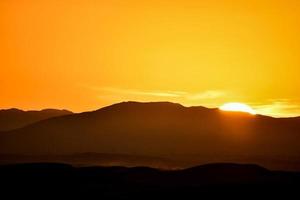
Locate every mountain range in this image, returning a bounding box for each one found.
[0,101,300,170]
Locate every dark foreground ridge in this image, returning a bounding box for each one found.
[1,162,299,199]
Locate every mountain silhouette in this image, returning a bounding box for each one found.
[1,162,300,199]
[0,153,178,169]
[0,108,72,131]
[0,102,300,170]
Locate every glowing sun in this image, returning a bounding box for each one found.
[220,102,256,115]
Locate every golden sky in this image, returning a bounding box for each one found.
[1,0,300,117]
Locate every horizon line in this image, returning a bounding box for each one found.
[1,101,300,119]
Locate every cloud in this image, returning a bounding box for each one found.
[187,90,225,100]
[98,87,186,98]
[253,100,300,117]
[85,85,225,101]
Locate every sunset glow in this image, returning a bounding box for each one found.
[1,1,300,194]
[1,0,300,117]
[220,103,256,115]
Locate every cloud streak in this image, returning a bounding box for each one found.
[253,100,300,117]
[187,90,225,100]
[98,87,186,97]
[87,86,225,101]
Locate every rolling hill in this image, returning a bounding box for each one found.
[0,102,300,170]
[1,162,300,198]
[0,108,73,131]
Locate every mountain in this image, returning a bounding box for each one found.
[1,162,300,198]
[0,102,300,170]
[0,153,179,169]
[0,108,73,131]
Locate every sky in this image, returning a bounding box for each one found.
[1,0,300,117]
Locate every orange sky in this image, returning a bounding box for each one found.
[1,0,300,117]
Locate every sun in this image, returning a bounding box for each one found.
[219,102,256,115]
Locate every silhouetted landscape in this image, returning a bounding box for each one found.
[1,102,300,198]
[3,0,300,198]
[1,102,300,170]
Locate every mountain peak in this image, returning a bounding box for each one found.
[111,101,184,108]
[96,101,185,113]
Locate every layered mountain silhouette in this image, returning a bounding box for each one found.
[0,108,72,131]
[0,102,300,170]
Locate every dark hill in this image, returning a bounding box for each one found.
[0,102,300,170]
[0,108,73,131]
[1,162,299,199]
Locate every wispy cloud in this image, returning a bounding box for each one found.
[85,85,225,101]
[253,99,300,117]
[187,90,225,100]
[98,87,187,98]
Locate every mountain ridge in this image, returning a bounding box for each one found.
[0,108,73,131]
[1,162,300,198]
[0,101,300,171]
